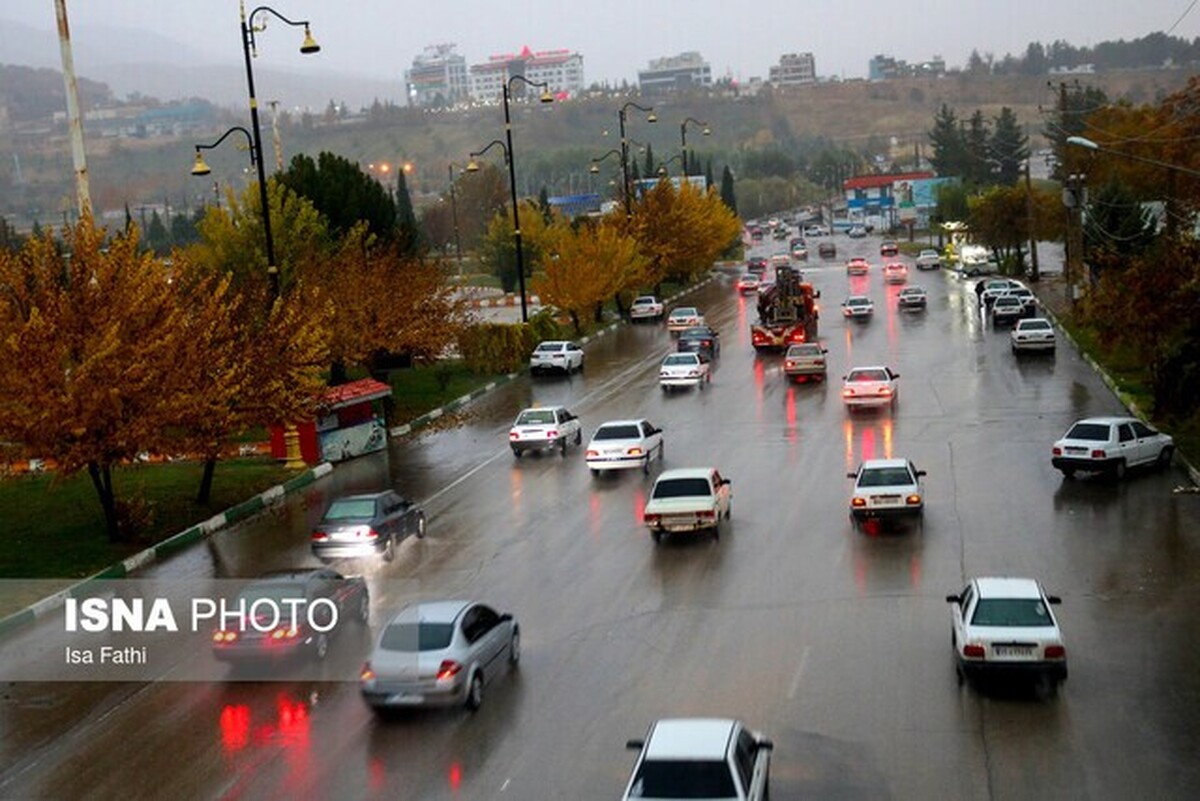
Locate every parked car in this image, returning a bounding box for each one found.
[1051,416,1174,479]
[530,340,584,374]
[659,352,711,391]
[946,577,1067,694]
[1002,286,1038,315]
[979,278,1024,308]
[841,365,899,409]
[883,262,908,284]
[586,419,665,476]
[677,325,720,359]
[212,569,369,664]
[621,718,772,800]
[360,600,519,713]
[989,294,1026,326]
[311,491,426,562]
[818,241,837,259]
[783,342,828,381]
[847,225,867,238]
[898,286,928,311]
[915,249,942,270]
[629,295,665,322]
[847,458,925,526]
[880,240,900,257]
[667,307,704,333]
[642,468,733,542]
[846,257,870,276]
[805,224,830,237]
[736,273,761,294]
[508,405,582,457]
[1010,318,1056,353]
[841,295,875,319]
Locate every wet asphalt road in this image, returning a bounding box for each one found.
[2,233,1199,800]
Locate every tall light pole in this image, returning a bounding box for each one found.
[490,75,554,322]
[679,117,710,177]
[618,101,657,218]
[239,1,319,298]
[447,162,463,272]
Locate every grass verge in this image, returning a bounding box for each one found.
[387,360,512,422]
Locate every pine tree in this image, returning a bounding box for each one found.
[538,186,553,223]
[393,168,420,257]
[720,165,738,215]
[704,159,715,190]
[964,110,991,187]
[928,105,967,179]
[147,210,170,255]
[990,107,1029,186]
[643,143,656,179]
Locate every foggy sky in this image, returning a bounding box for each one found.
[2,0,1194,92]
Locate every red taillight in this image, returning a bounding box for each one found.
[879,387,892,396]
[360,662,375,681]
[509,431,519,440]
[643,512,660,525]
[360,527,379,540]
[813,359,825,366]
[785,361,797,369]
[311,531,329,541]
[789,331,805,343]
[1052,447,1062,456]
[271,627,299,640]
[213,630,238,643]
[843,388,855,397]
[698,509,716,519]
[963,644,986,659]
[1044,645,1066,659]
[436,660,462,681]
[1091,449,1106,458]
[546,429,558,438]
[851,497,866,507]
[586,449,599,458]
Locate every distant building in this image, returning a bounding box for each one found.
[769,52,817,86]
[405,44,468,107]
[869,54,945,80]
[842,171,935,220]
[468,46,585,102]
[638,52,712,95]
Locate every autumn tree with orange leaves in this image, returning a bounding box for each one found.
[533,219,647,334]
[628,180,741,292]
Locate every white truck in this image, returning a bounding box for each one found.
[955,244,995,277]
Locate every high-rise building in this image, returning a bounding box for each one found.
[769,52,817,86]
[468,46,585,102]
[405,44,468,107]
[637,52,712,95]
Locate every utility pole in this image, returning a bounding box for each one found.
[1024,156,1039,282]
[1063,173,1086,307]
[55,0,91,218]
[269,100,284,172]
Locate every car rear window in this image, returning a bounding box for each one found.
[238,583,306,606]
[594,425,641,440]
[848,369,888,382]
[663,354,697,366]
[1065,422,1111,441]
[324,498,377,519]
[671,308,697,317]
[971,598,1051,627]
[628,760,736,798]
[516,410,556,425]
[1021,320,1051,330]
[535,343,563,352]
[858,467,914,487]
[652,478,712,499]
[380,622,454,652]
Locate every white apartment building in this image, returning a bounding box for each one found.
[468,46,585,102]
[405,44,469,107]
[637,52,712,95]
[769,52,816,86]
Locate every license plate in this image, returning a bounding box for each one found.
[994,645,1034,658]
[1065,447,1087,454]
[871,495,901,505]
[388,693,422,703]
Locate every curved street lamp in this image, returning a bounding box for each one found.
[680,117,710,175]
[618,101,657,217]
[655,154,685,178]
[467,139,537,323]
[239,1,319,298]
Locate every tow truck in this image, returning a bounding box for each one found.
[750,265,819,351]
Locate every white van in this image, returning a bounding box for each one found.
[955,244,995,277]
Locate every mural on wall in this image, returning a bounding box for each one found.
[319,418,386,463]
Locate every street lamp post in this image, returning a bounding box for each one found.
[589,149,623,201]
[618,101,657,218]
[679,117,710,177]
[468,140,534,323]
[447,162,463,274]
[655,154,685,179]
[239,1,319,298]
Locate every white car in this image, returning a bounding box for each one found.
[529,340,584,375]
[622,718,772,800]
[1051,416,1174,479]
[1010,318,1056,353]
[508,405,582,457]
[842,295,874,319]
[847,458,925,526]
[946,577,1067,694]
[769,252,791,268]
[666,307,704,333]
[659,352,711,391]
[586,419,665,476]
[915,249,942,270]
[841,365,899,409]
[642,467,732,542]
[783,342,828,381]
[630,295,664,322]
[898,286,928,311]
[883,262,908,284]
[980,278,1024,307]
[805,224,830,237]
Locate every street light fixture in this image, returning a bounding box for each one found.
[1066,136,1200,179]
[447,162,463,272]
[656,154,685,179]
[237,1,320,298]
[618,101,657,218]
[680,117,710,176]
[467,139,537,324]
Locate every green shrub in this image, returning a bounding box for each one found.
[458,312,567,374]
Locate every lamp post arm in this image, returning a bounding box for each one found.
[245,5,313,52]
[196,126,256,162]
[470,139,510,164]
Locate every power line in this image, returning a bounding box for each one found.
[1166,0,1199,35]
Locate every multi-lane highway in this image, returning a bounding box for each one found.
[3,232,1198,800]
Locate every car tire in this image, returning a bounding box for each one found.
[509,628,521,666]
[651,529,662,544]
[642,455,651,475]
[575,430,582,446]
[416,515,426,539]
[465,672,484,711]
[1060,468,1075,479]
[560,437,568,457]
[590,468,599,477]
[661,385,670,394]
[314,633,329,661]
[1158,446,1174,469]
[725,503,732,520]
[578,356,585,373]
[382,535,395,563]
[1112,459,1127,481]
[711,525,720,542]
[955,662,965,687]
[512,447,522,459]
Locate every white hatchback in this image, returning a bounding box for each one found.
[1051,416,1174,479]
[659,352,711,391]
[586,419,665,476]
[841,365,898,408]
[1010,318,1056,353]
[666,307,704,333]
[847,458,925,526]
[622,718,772,801]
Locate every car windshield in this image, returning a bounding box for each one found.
[848,369,888,382]
[628,760,737,798]
[379,622,454,652]
[634,297,655,305]
[1066,422,1112,441]
[858,467,914,487]
[663,354,697,366]
[652,478,712,499]
[594,424,642,440]
[516,410,556,425]
[971,598,1052,627]
[847,298,870,307]
[324,498,377,520]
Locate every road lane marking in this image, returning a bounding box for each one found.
[500,778,511,793]
[787,645,811,700]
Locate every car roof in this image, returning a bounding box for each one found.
[388,600,472,625]
[900,286,925,292]
[655,467,717,482]
[596,418,649,428]
[973,577,1043,599]
[335,492,388,501]
[861,458,910,470]
[846,295,871,302]
[664,351,701,360]
[645,718,737,760]
[1070,416,1135,425]
[519,404,567,413]
[1017,317,1050,325]
[847,365,890,372]
[633,295,658,302]
[536,340,570,346]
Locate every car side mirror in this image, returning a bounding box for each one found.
[821,349,828,354]
[722,478,732,486]
[626,739,645,751]
[499,612,513,622]
[891,373,900,379]
[945,594,960,604]
[916,470,927,477]
[846,472,857,479]
[757,738,774,751]
[814,290,821,298]
[1047,596,1062,605]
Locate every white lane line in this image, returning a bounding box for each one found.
[786,645,811,700]
[500,778,511,793]
[423,447,511,505]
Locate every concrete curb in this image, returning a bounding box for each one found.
[0,461,335,640]
[1037,298,1200,488]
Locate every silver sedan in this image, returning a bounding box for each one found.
[360,600,519,713]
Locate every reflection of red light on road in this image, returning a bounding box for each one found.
[910,556,922,588]
[861,426,876,461]
[369,757,386,791]
[589,492,602,538]
[220,704,250,752]
[754,358,765,408]
[843,418,854,473]
[633,487,646,525]
[785,387,797,442]
[882,418,893,459]
[277,695,309,743]
[449,762,463,790]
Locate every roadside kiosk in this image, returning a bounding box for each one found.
[270,378,392,465]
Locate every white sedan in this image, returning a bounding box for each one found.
[630,295,664,322]
[508,405,582,457]
[1010,318,1056,353]
[1051,416,1174,479]
[842,295,874,319]
[659,352,711,391]
[622,718,772,800]
[847,458,925,527]
[529,340,584,375]
[946,577,1067,694]
[666,307,704,333]
[642,467,732,542]
[841,366,898,409]
[586,419,665,476]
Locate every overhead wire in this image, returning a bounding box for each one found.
[1166,0,1199,35]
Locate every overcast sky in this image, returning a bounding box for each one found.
[3,0,1195,85]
